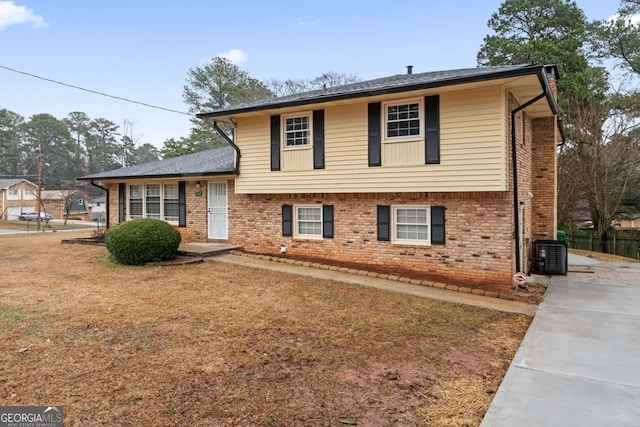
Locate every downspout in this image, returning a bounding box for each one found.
[90,180,109,229]
[213,121,240,174]
[511,88,547,274]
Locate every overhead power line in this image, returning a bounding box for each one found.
[0,64,192,116]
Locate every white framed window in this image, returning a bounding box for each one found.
[282,113,312,149]
[129,184,143,219]
[295,205,322,238]
[128,183,179,223]
[7,188,19,200]
[146,184,161,219]
[163,183,179,222]
[24,189,36,199]
[383,99,423,142]
[393,206,430,245]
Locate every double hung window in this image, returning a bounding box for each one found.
[383,100,423,141]
[283,114,312,148]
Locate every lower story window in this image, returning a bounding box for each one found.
[128,183,179,223]
[393,206,430,244]
[295,205,322,238]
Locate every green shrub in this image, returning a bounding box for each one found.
[105,218,181,265]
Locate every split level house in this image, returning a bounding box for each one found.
[0,179,38,220]
[79,63,562,290]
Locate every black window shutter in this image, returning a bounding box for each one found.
[313,110,325,169]
[431,206,445,244]
[282,204,292,237]
[178,181,186,227]
[368,102,382,167]
[425,95,440,164]
[377,205,390,241]
[322,205,334,238]
[118,183,125,222]
[270,115,281,171]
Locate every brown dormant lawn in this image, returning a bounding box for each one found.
[0,232,530,426]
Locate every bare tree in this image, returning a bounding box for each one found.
[268,71,360,96]
[561,91,640,250]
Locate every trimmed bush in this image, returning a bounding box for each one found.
[105,218,181,265]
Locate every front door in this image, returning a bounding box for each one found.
[208,181,228,239]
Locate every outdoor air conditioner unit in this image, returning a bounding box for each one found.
[531,240,568,275]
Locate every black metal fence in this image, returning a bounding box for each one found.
[563,229,640,260]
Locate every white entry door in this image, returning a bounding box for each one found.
[208,181,228,239]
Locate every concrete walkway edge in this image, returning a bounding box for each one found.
[209,254,537,316]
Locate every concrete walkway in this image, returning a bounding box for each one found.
[209,254,537,316]
[481,254,640,426]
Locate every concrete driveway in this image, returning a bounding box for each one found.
[481,254,640,426]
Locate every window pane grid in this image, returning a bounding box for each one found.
[145,184,161,219]
[395,207,429,242]
[386,102,421,138]
[285,116,310,147]
[129,185,143,219]
[296,206,322,237]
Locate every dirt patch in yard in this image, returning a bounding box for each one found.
[259,252,545,304]
[0,232,530,426]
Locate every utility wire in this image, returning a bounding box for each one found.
[0,64,192,116]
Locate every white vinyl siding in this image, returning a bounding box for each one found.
[295,205,322,238]
[235,85,507,194]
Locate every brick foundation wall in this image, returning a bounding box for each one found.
[229,190,514,289]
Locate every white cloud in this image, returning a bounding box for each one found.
[608,13,640,26]
[218,48,248,64]
[0,1,47,30]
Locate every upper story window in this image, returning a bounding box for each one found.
[383,99,423,142]
[8,188,19,199]
[283,113,312,149]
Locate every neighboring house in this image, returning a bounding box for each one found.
[87,196,107,222]
[79,63,562,290]
[616,214,640,230]
[0,179,38,220]
[40,190,89,221]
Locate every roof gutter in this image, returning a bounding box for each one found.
[89,180,110,229]
[213,121,240,173]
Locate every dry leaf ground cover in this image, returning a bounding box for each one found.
[0,232,530,426]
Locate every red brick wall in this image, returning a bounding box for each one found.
[531,116,558,240]
[228,190,514,289]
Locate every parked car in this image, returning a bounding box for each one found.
[18,212,54,223]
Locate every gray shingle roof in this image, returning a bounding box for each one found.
[198,63,555,119]
[0,178,36,189]
[78,145,235,181]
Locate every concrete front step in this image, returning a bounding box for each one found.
[178,243,240,258]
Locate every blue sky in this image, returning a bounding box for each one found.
[0,0,622,149]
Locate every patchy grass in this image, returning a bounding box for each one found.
[0,220,96,232]
[0,232,530,426]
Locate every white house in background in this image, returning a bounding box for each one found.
[0,179,38,220]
